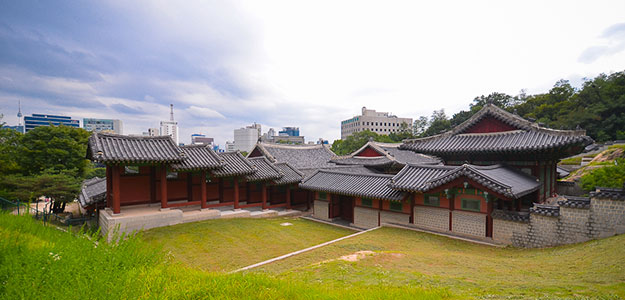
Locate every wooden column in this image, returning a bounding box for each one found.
[200,171,207,209]
[261,183,267,210]
[328,194,332,219]
[111,165,121,214]
[449,193,454,231]
[246,182,251,204]
[160,165,168,209]
[306,191,311,211]
[378,199,383,226]
[187,172,193,201]
[106,166,112,208]
[233,178,240,209]
[486,199,494,238]
[409,194,415,224]
[149,166,156,203]
[286,185,291,209]
[218,178,224,203]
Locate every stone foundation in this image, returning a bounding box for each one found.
[414,206,449,232]
[452,210,486,237]
[380,210,410,226]
[313,200,329,221]
[353,206,378,228]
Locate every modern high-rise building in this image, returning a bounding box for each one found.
[225,141,236,152]
[83,118,123,134]
[160,104,179,145]
[278,127,299,137]
[24,114,80,132]
[233,123,261,152]
[340,107,413,139]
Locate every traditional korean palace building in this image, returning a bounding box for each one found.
[85,133,304,235]
[299,104,595,240]
[81,104,625,247]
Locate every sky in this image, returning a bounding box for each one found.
[0,0,624,146]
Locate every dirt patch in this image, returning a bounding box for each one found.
[591,148,624,163]
[339,250,377,262]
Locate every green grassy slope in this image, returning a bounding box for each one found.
[0,214,446,299]
[258,227,625,299]
[141,217,353,272]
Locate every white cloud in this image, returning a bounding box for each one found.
[186,106,226,119]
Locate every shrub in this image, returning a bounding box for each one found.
[580,158,625,191]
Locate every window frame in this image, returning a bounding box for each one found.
[389,201,403,212]
[461,198,481,212]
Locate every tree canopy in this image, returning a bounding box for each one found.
[413,71,625,141]
[0,125,91,211]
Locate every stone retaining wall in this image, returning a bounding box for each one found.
[492,191,625,248]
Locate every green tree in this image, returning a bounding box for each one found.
[17,125,91,177]
[580,159,625,191]
[0,128,22,174]
[1,169,82,213]
[412,116,428,136]
[422,109,451,137]
[331,130,394,155]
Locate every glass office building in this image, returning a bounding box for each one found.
[24,114,80,132]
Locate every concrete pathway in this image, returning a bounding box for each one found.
[232,226,380,273]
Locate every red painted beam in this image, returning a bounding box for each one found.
[112,165,121,214]
[201,171,207,209]
[167,201,201,208]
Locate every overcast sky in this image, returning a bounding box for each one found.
[1,0,624,146]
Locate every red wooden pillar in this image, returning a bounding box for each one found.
[306,191,311,211]
[200,171,207,209]
[449,193,455,231]
[261,183,267,210]
[378,199,383,226]
[218,178,224,203]
[286,185,291,209]
[149,166,156,203]
[328,194,332,219]
[187,172,193,201]
[486,199,493,238]
[246,182,251,203]
[106,166,112,208]
[160,165,168,209]
[111,165,121,214]
[233,177,240,209]
[409,194,415,224]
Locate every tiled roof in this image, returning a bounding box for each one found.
[299,170,405,201]
[245,157,283,182]
[273,162,304,185]
[330,141,440,167]
[210,151,256,177]
[491,209,530,223]
[87,132,183,164]
[530,204,560,217]
[299,165,381,179]
[391,164,540,199]
[78,177,106,207]
[557,195,590,209]
[250,142,336,170]
[590,186,625,201]
[171,145,223,171]
[400,104,593,157]
[556,166,570,179]
[390,165,456,191]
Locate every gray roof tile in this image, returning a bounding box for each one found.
[400,104,593,157]
[172,145,223,171]
[491,209,530,223]
[590,186,625,201]
[87,132,183,164]
[530,204,560,217]
[273,162,304,185]
[300,170,405,201]
[210,151,256,177]
[78,177,106,207]
[391,164,540,199]
[250,143,336,170]
[245,157,283,182]
[331,142,440,166]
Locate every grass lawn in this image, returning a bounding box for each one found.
[254,227,625,299]
[141,217,354,272]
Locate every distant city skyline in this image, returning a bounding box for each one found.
[1,1,624,146]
